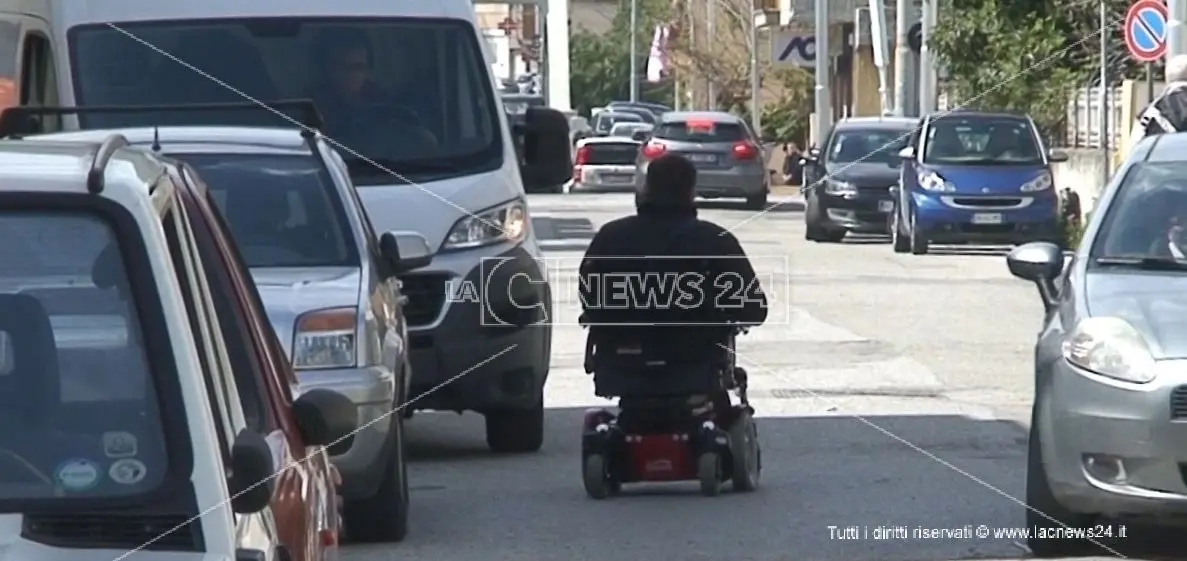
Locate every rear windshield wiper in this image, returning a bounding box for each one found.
[1094,256,1187,270]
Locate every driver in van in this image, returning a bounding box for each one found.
[306,29,436,156]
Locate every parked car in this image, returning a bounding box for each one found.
[18,101,428,543]
[572,136,642,192]
[592,111,645,137]
[607,100,672,119]
[637,111,769,209]
[802,116,917,242]
[38,0,575,455]
[890,110,1068,254]
[0,131,354,561]
[609,106,657,125]
[1004,131,1187,557]
[609,122,653,139]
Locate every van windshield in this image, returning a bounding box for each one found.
[0,211,167,500]
[67,17,503,185]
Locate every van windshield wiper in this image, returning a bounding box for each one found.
[1094,256,1187,270]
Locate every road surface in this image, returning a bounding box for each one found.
[348,192,1162,561]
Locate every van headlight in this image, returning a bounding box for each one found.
[442,200,528,250]
[1062,317,1156,383]
[293,307,357,370]
[1020,171,1053,192]
[917,170,956,192]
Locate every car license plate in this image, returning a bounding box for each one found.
[878,200,893,212]
[687,154,717,163]
[603,174,633,184]
[972,213,1003,225]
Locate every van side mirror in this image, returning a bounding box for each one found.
[292,389,357,447]
[379,231,433,274]
[898,146,915,159]
[519,107,573,190]
[1048,149,1069,163]
[229,430,276,514]
[1007,242,1064,311]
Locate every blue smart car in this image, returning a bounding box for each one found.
[889,111,1068,254]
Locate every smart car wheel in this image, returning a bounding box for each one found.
[892,207,910,253]
[344,414,410,543]
[909,210,929,255]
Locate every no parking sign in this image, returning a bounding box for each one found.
[1124,0,1168,62]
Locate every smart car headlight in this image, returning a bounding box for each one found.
[1020,171,1053,193]
[1062,317,1156,383]
[917,170,956,192]
[443,200,528,251]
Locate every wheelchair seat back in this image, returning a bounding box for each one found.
[590,328,735,398]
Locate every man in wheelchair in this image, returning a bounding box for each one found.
[576,154,768,496]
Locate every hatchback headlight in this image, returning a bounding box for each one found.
[442,200,528,250]
[917,170,956,192]
[1062,317,1156,383]
[1020,171,1053,192]
[824,180,857,196]
[293,307,357,370]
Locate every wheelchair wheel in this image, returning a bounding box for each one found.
[728,411,761,492]
[697,452,721,497]
[583,454,612,499]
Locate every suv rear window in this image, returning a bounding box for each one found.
[582,143,639,165]
[655,121,746,142]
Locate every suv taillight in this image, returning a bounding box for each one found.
[641,142,667,159]
[732,142,758,159]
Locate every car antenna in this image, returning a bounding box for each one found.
[150,125,161,152]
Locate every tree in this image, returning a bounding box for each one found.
[569,0,675,115]
[928,0,1077,134]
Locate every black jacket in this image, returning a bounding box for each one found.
[578,203,768,365]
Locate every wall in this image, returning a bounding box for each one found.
[1052,148,1110,213]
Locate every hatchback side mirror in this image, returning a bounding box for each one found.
[1007,242,1064,311]
[898,146,916,159]
[292,388,357,447]
[380,231,433,274]
[229,430,276,514]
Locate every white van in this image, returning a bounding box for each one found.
[3,0,572,454]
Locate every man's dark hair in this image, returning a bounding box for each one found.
[641,154,697,206]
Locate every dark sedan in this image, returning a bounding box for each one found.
[802,116,918,242]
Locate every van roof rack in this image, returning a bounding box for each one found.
[87,134,129,194]
[0,99,324,139]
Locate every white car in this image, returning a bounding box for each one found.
[571,136,643,192]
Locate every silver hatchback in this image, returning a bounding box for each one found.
[637,111,769,208]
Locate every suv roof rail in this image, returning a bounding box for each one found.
[87,134,129,194]
[0,99,324,138]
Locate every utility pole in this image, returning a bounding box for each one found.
[893,0,909,115]
[814,0,831,142]
[707,0,716,109]
[629,0,639,101]
[750,11,761,135]
[1099,0,1110,185]
[917,0,935,114]
[1171,0,1184,57]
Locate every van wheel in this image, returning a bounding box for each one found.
[343,415,409,543]
[485,397,545,453]
[1025,415,1094,557]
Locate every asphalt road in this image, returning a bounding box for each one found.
[347,192,1158,561]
